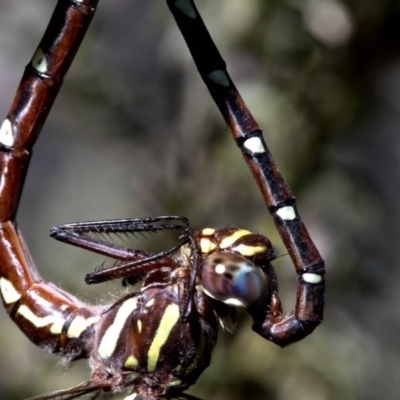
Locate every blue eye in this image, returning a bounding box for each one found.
[198,252,268,307]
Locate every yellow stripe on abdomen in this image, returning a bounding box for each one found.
[147,303,180,372]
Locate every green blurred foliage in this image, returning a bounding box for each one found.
[1,0,400,399]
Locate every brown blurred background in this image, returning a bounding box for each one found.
[1,0,400,399]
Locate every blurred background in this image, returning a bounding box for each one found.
[0,0,400,399]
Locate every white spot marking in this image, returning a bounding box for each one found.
[243,137,265,154]
[173,0,197,19]
[17,305,65,334]
[202,228,216,236]
[215,264,226,274]
[0,119,14,147]
[137,319,142,333]
[67,315,100,338]
[276,206,296,221]
[31,48,48,73]
[208,70,230,87]
[303,273,322,284]
[145,298,155,308]
[0,277,21,304]
[61,304,68,311]
[148,303,180,371]
[98,297,138,359]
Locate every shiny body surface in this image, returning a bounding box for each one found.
[0,0,325,398]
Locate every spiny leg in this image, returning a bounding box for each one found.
[50,216,190,283]
[167,0,325,346]
[51,216,199,320]
[0,0,101,359]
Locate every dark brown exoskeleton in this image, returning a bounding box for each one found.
[0,0,325,399]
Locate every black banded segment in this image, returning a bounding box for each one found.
[0,0,102,397]
[3,0,98,152]
[167,0,226,79]
[168,0,325,347]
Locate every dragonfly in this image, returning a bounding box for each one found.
[0,0,325,399]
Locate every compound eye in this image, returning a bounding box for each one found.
[198,252,268,307]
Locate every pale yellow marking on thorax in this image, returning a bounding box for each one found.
[219,229,251,249]
[17,305,65,334]
[0,277,21,304]
[201,227,216,236]
[200,238,216,254]
[180,243,192,258]
[137,319,142,333]
[98,297,138,359]
[231,243,268,257]
[147,303,180,372]
[125,355,139,369]
[67,315,100,338]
